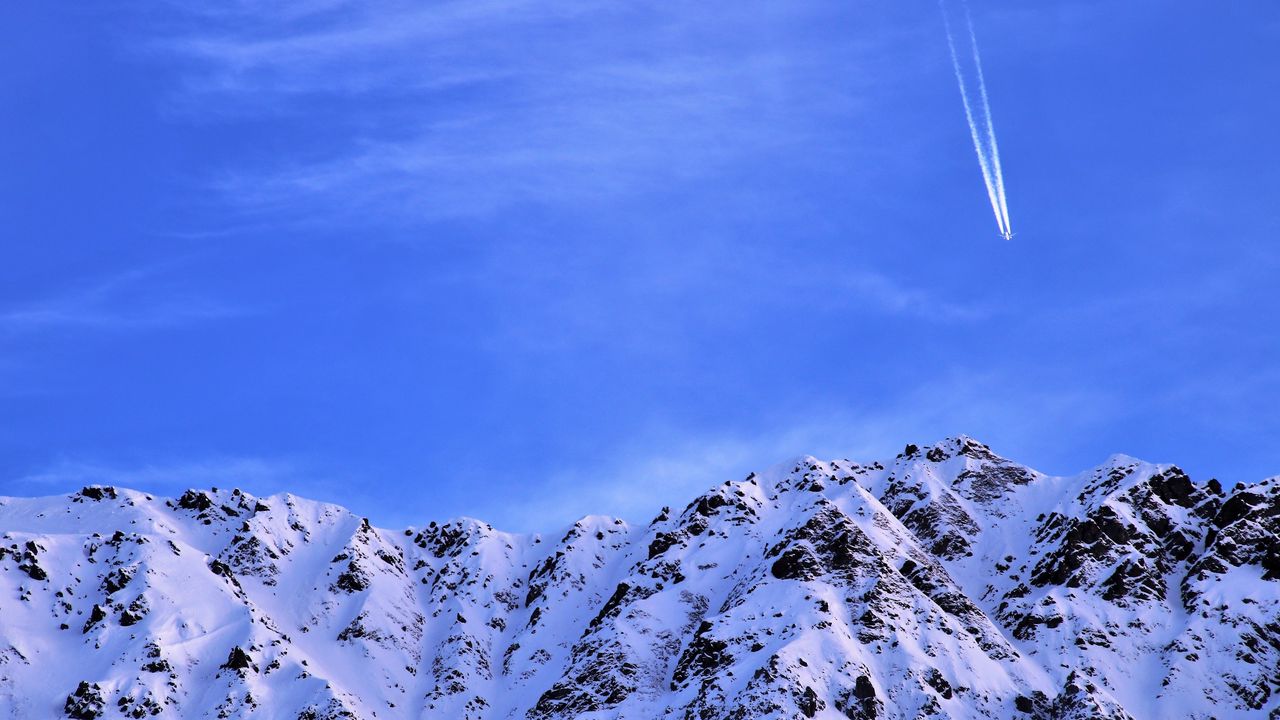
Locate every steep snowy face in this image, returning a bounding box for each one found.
[1,439,1279,720]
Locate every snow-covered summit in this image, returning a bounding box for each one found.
[1,438,1277,719]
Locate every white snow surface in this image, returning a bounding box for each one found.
[1,436,1277,719]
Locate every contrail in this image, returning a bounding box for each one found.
[940,0,1012,239]
[964,5,1011,236]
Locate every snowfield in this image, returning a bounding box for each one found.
[2,436,1279,719]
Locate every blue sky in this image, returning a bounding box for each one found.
[2,0,1277,531]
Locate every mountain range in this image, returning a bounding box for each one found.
[3,436,1279,719]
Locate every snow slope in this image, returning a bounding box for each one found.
[2,436,1278,719]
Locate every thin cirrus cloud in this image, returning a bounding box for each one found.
[486,372,1118,531]
[0,266,245,334]
[153,0,902,222]
[145,1,978,336]
[2,456,315,502]
[452,234,989,361]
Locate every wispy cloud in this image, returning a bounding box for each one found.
[4,456,301,497]
[456,236,988,363]
[830,269,988,322]
[485,372,1116,531]
[0,265,244,334]
[147,0,908,222]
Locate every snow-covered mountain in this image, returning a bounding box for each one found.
[3,436,1278,719]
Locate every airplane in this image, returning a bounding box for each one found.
[1001,230,1015,241]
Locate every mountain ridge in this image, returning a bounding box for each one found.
[2,436,1278,719]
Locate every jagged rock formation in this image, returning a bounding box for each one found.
[1,436,1279,719]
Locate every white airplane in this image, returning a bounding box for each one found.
[1001,230,1015,240]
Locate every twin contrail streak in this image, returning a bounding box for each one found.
[941,1,1012,239]
[967,16,1011,236]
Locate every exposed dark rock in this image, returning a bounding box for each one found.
[64,681,106,719]
[332,562,369,593]
[797,686,823,717]
[221,646,255,672]
[770,546,823,581]
[925,668,954,699]
[119,596,148,627]
[102,568,132,594]
[83,604,107,634]
[671,621,733,687]
[78,486,117,501]
[176,490,214,512]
